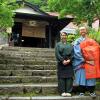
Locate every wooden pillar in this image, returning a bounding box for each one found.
[48,24,52,48]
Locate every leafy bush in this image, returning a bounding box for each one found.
[88,28,100,44]
[67,34,80,43]
[66,27,100,44]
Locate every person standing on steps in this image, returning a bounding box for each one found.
[73,26,98,97]
[55,32,74,97]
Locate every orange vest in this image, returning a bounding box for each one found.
[80,38,100,79]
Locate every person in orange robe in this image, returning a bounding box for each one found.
[80,38,100,79]
[73,26,98,97]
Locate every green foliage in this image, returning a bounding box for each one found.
[88,29,100,44]
[67,34,80,43]
[0,32,8,37]
[59,9,67,18]
[67,28,100,44]
[0,0,18,28]
[27,0,49,11]
[67,34,75,43]
[48,0,100,26]
[0,0,19,35]
[88,27,100,44]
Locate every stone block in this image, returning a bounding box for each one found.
[0,64,7,70]
[0,76,21,83]
[6,59,24,64]
[21,76,47,83]
[24,86,42,94]
[42,86,58,95]
[32,70,47,76]
[12,70,32,76]
[24,60,56,65]
[24,65,44,70]
[46,77,57,83]
[6,64,24,70]
[0,70,11,76]
[43,65,57,70]
[0,59,7,64]
[46,70,56,76]
[0,86,23,95]
[8,97,30,100]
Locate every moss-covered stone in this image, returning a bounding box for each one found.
[0,86,23,94]
[12,70,32,76]
[0,70,11,76]
[42,87,58,95]
[6,64,24,70]
[0,76,21,83]
[0,64,7,70]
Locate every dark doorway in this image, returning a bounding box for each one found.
[12,22,22,46]
[21,36,45,48]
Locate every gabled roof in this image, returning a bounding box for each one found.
[47,12,73,18]
[15,0,49,16]
[14,0,73,27]
[60,22,78,34]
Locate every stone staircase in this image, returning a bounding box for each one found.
[0,47,99,100]
[0,47,58,96]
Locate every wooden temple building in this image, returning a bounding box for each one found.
[11,0,73,48]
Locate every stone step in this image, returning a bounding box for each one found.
[0,64,56,70]
[1,96,100,100]
[0,51,55,58]
[0,59,56,65]
[0,56,56,63]
[0,84,58,95]
[24,65,57,70]
[0,70,57,76]
[0,76,57,84]
[2,47,55,52]
[0,50,55,56]
[4,56,56,61]
[24,60,56,65]
[0,83,99,96]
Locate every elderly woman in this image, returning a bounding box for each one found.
[55,32,74,97]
